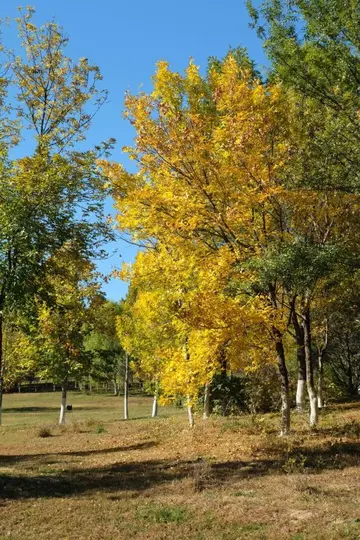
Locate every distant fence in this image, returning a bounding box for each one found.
[7,381,78,393]
[7,381,145,395]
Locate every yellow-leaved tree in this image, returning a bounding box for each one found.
[102,51,301,433]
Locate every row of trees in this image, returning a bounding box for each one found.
[99,0,360,435]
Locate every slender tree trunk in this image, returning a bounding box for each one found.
[317,320,328,409]
[124,352,129,420]
[317,356,324,408]
[59,381,67,425]
[152,394,158,418]
[203,382,211,419]
[268,285,290,436]
[183,336,195,428]
[113,380,118,396]
[0,315,4,427]
[293,310,306,412]
[273,328,290,436]
[303,295,318,427]
[187,398,194,428]
[152,380,158,418]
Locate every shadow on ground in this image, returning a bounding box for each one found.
[0,441,157,465]
[1,440,360,500]
[3,407,110,414]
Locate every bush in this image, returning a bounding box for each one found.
[211,374,247,416]
[207,365,281,417]
[244,365,281,413]
[37,426,52,438]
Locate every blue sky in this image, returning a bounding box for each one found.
[2,0,266,301]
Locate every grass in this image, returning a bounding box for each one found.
[1,393,360,539]
[136,503,192,524]
[1,391,183,428]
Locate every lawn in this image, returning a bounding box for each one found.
[1,393,360,539]
[1,391,182,428]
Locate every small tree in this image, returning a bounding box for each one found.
[34,245,100,424]
[0,8,112,423]
[85,299,126,395]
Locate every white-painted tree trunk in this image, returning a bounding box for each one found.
[59,383,67,425]
[151,379,159,418]
[292,308,306,413]
[303,295,318,428]
[279,382,290,437]
[296,379,306,413]
[309,393,318,426]
[124,352,129,420]
[317,372,324,408]
[187,402,194,428]
[203,382,211,419]
[152,394,158,418]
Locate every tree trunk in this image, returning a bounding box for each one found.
[124,352,129,420]
[152,380,158,418]
[187,399,194,428]
[303,295,318,427]
[317,357,324,409]
[203,382,211,419]
[183,336,195,428]
[317,320,328,409]
[292,310,306,412]
[59,381,67,425]
[0,315,4,427]
[274,328,290,436]
[152,394,158,418]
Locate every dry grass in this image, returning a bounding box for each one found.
[1,393,360,539]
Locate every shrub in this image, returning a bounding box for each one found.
[192,458,213,492]
[209,366,280,416]
[211,374,247,416]
[37,426,52,438]
[244,365,281,413]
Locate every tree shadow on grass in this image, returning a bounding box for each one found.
[3,406,108,414]
[1,440,360,500]
[3,407,61,413]
[0,441,158,466]
[316,421,360,438]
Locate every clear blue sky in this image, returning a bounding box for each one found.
[2,0,266,301]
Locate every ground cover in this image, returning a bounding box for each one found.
[1,393,360,539]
